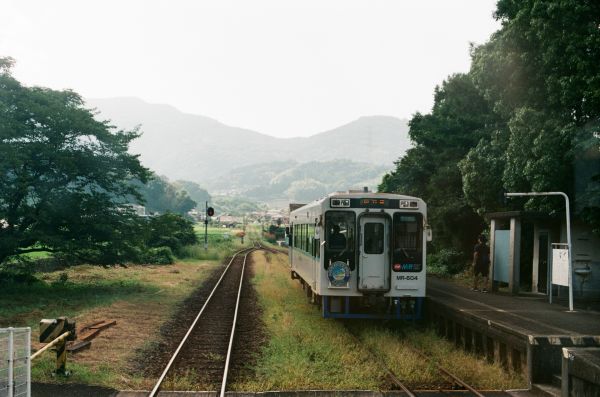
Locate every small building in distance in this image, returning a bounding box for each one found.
[216,214,242,228]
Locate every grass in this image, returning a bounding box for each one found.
[0,270,150,328]
[1,258,231,390]
[179,225,249,261]
[231,250,382,391]
[232,250,526,391]
[347,323,525,390]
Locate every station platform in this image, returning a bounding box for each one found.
[426,277,600,394]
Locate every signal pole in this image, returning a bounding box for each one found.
[204,202,215,250]
[204,201,208,250]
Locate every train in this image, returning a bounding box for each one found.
[288,189,430,320]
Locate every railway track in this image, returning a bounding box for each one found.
[148,245,257,397]
[149,244,488,396]
[344,322,486,396]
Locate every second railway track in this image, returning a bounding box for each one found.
[149,245,258,397]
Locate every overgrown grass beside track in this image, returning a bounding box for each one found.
[234,250,526,391]
[231,250,382,391]
[179,225,247,260]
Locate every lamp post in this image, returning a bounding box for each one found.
[505,192,573,312]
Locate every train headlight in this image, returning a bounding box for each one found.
[399,200,418,209]
[330,198,350,208]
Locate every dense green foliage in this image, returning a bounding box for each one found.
[0,57,151,265]
[174,180,211,206]
[144,213,198,254]
[133,174,196,215]
[380,0,600,257]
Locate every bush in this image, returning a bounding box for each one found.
[263,232,276,244]
[146,213,198,254]
[427,249,465,276]
[144,246,175,264]
[0,259,40,285]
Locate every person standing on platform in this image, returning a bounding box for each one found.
[472,234,490,292]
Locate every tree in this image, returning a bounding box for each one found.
[464,0,600,220]
[174,180,211,205]
[383,0,600,260]
[145,213,198,253]
[0,58,150,264]
[133,174,196,215]
[458,132,507,215]
[380,74,495,254]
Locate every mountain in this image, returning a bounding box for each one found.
[86,97,410,186]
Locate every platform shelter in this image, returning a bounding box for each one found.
[485,211,600,309]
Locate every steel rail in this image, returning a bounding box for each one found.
[407,346,485,397]
[148,246,255,397]
[343,324,416,397]
[219,248,254,397]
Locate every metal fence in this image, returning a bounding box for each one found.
[0,328,31,397]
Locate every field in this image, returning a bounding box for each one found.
[0,223,252,390]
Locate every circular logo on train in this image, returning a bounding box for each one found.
[328,261,351,286]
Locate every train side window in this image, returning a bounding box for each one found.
[304,224,309,252]
[303,224,307,252]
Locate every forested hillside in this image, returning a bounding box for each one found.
[209,160,387,202]
[380,0,600,257]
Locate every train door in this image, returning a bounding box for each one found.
[358,216,390,291]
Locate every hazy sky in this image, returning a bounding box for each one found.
[1,1,500,138]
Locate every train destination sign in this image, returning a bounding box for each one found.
[335,198,420,209]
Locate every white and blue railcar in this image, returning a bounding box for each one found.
[288,190,430,320]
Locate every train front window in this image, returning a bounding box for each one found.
[324,211,356,269]
[393,213,423,266]
[364,222,384,254]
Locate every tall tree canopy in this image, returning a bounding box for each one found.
[379,73,497,253]
[173,180,211,207]
[381,0,600,257]
[0,57,151,264]
[133,174,197,215]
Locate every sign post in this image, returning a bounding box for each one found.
[505,192,573,311]
[551,243,569,304]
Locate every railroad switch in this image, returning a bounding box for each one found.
[39,317,76,375]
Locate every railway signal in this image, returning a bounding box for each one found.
[204,202,215,250]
